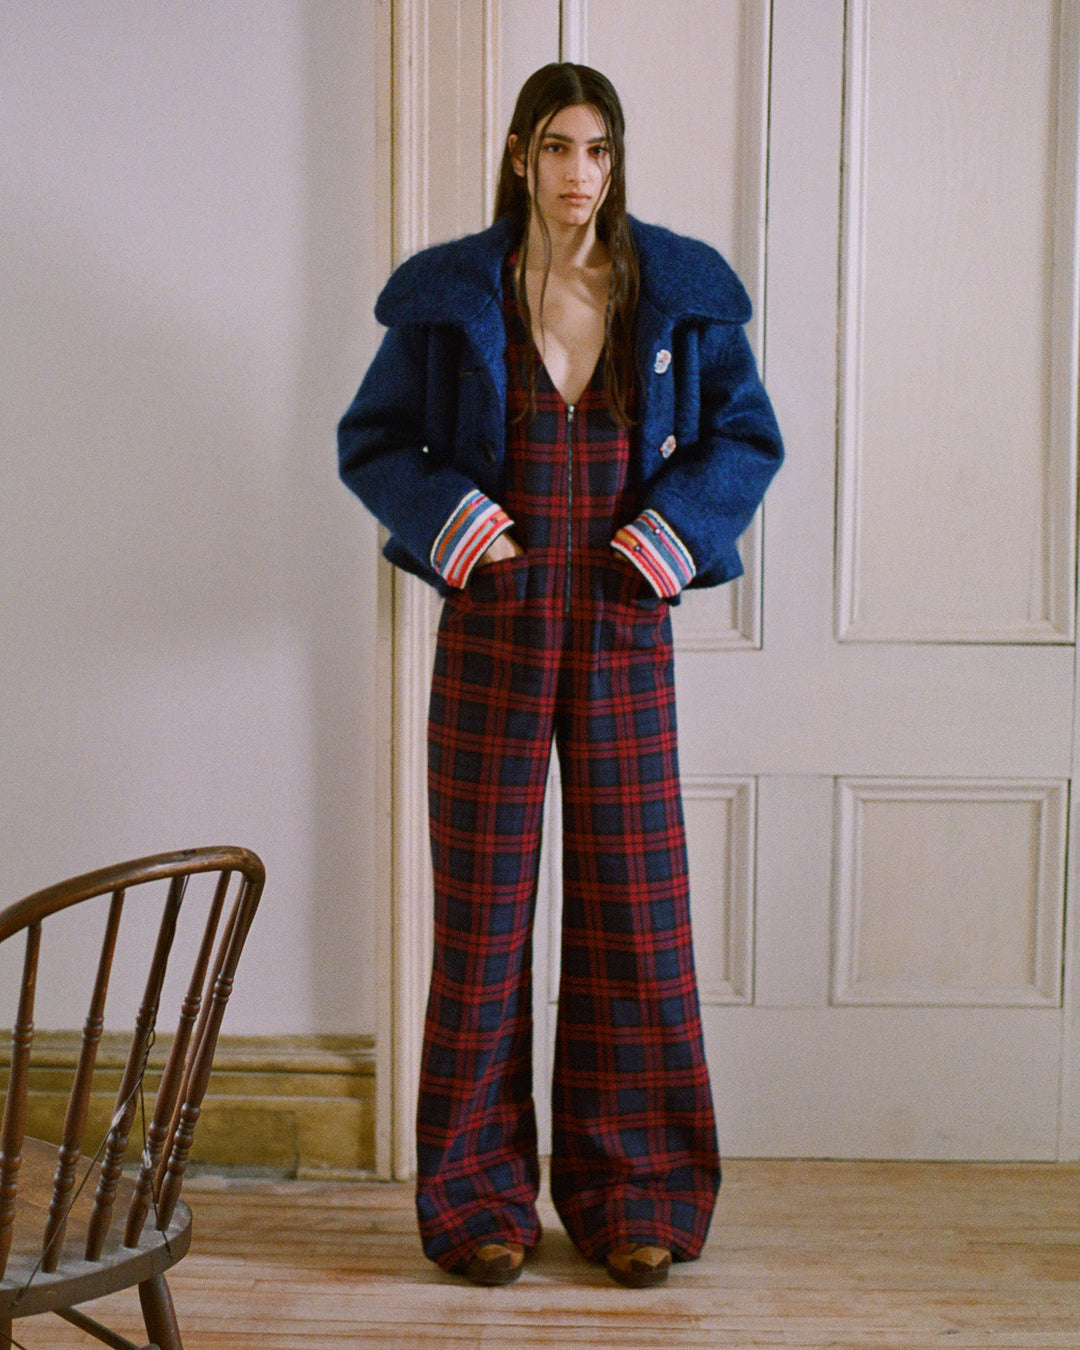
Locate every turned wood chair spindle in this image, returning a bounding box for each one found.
[83,876,187,1266]
[40,890,125,1274]
[0,846,264,1350]
[0,926,39,1284]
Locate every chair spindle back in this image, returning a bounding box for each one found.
[0,846,264,1283]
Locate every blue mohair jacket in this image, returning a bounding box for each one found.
[337,215,783,595]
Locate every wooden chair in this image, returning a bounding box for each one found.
[0,846,265,1350]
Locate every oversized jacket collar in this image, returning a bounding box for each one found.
[374,215,751,331]
[373,216,753,456]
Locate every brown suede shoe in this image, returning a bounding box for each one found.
[462,1241,526,1286]
[605,1242,672,1288]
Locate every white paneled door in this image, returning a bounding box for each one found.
[385,0,1080,1174]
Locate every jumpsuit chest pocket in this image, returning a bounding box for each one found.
[447,553,531,611]
[589,556,672,669]
[599,553,668,611]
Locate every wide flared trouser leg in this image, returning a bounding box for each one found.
[417,565,554,1271]
[549,598,720,1262]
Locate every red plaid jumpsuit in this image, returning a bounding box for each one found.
[417,263,720,1272]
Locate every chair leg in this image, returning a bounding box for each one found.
[139,1272,183,1350]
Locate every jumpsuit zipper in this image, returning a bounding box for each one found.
[565,403,575,613]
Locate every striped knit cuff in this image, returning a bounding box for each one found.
[431,489,514,588]
[612,509,696,599]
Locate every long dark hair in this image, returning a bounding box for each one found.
[493,63,639,427]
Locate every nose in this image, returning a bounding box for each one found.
[565,148,588,181]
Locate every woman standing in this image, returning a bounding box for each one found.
[339,63,782,1288]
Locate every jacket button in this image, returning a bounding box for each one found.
[660,435,676,458]
[654,348,672,374]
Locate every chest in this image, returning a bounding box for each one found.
[523,268,608,406]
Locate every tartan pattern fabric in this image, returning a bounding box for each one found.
[417,270,720,1273]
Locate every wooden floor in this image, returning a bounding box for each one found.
[7,1161,1080,1349]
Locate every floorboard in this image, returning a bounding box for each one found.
[6,1161,1080,1348]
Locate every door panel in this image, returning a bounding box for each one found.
[832,778,1067,1009]
[837,0,1076,643]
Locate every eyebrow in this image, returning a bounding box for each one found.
[540,131,609,145]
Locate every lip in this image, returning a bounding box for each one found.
[560,193,591,204]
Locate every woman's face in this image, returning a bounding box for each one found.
[511,102,612,230]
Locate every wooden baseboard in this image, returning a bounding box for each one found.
[2,1032,377,1175]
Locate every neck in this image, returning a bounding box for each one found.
[526,210,609,273]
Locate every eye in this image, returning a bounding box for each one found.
[590,144,610,158]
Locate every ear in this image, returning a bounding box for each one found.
[508,133,525,178]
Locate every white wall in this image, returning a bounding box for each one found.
[0,0,389,1035]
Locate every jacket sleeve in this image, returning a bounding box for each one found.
[337,324,511,587]
[621,322,783,596]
